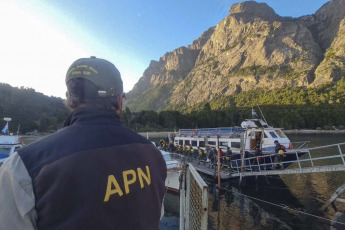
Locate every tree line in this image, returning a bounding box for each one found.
[1,80,345,134]
[0,83,69,133]
[122,103,345,132]
[123,79,345,131]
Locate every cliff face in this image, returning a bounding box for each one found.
[125,0,345,112]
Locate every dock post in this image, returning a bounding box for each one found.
[217,136,220,187]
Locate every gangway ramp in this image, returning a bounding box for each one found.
[171,142,345,179]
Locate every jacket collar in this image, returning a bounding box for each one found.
[63,107,121,127]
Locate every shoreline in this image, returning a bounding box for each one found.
[284,129,345,134]
[21,129,345,141]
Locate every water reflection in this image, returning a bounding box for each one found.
[162,134,345,229]
[206,177,298,230]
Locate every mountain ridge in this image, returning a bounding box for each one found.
[125,0,345,112]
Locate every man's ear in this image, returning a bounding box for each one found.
[115,94,123,116]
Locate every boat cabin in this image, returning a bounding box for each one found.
[173,119,291,153]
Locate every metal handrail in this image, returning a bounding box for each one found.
[291,141,310,149]
[169,142,345,177]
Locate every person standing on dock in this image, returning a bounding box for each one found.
[0,56,167,230]
[225,146,233,166]
[274,140,285,169]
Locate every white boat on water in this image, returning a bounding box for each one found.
[174,118,292,153]
[151,141,181,194]
[161,150,181,194]
[0,118,23,166]
[172,109,307,170]
[0,135,23,166]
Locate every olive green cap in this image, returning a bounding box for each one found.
[66,56,123,97]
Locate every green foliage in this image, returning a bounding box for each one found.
[232,64,302,80]
[125,78,345,130]
[0,83,69,133]
[126,83,175,112]
[325,48,337,61]
[233,65,280,76]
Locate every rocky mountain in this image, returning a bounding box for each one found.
[125,0,345,112]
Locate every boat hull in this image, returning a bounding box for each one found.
[166,170,180,194]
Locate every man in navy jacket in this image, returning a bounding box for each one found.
[0,57,167,230]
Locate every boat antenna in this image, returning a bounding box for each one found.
[17,124,21,135]
[251,107,258,118]
[256,105,268,124]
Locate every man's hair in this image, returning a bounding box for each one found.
[65,78,120,111]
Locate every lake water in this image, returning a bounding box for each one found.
[161,134,345,230]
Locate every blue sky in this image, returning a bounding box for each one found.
[0,0,329,98]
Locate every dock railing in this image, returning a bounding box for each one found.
[224,142,345,174]
[171,142,345,178]
[180,163,208,230]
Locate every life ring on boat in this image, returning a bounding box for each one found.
[289,142,293,150]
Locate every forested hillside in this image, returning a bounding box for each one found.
[0,81,343,133]
[0,83,69,133]
[122,79,345,131]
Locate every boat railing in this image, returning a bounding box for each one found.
[224,142,345,174]
[178,127,244,137]
[170,142,345,176]
[291,141,310,149]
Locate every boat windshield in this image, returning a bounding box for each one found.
[0,147,11,157]
[275,130,287,138]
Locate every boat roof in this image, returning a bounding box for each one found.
[177,119,285,138]
[0,135,21,145]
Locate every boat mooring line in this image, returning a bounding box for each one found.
[209,183,345,226]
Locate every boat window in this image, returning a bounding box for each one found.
[231,142,240,148]
[269,131,278,138]
[199,141,205,147]
[0,147,11,155]
[191,140,197,146]
[264,132,268,138]
[208,141,216,146]
[275,130,287,138]
[220,141,228,147]
[185,140,190,145]
[179,140,183,145]
[254,120,263,127]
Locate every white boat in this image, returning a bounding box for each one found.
[161,150,181,194]
[0,118,23,166]
[174,118,292,153]
[172,114,308,170]
[0,135,23,166]
[151,141,181,194]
